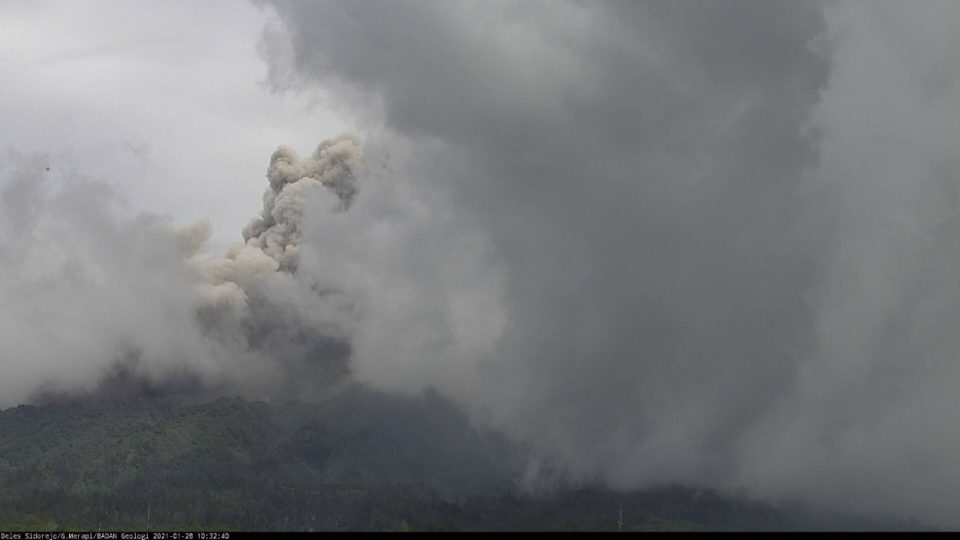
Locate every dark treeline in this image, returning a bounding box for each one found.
[0,393,931,531]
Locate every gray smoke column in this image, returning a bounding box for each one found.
[0,134,362,406]
[190,133,361,313]
[183,133,362,398]
[259,0,960,527]
[241,133,361,271]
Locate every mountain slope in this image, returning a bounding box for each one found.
[0,390,933,531]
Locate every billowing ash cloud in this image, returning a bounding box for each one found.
[242,134,361,270]
[189,133,361,313]
[2,0,958,528]
[0,135,362,406]
[257,0,960,527]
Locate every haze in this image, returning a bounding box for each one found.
[1,0,959,528]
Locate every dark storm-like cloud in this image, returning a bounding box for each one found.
[259,0,829,477]
[258,0,960,526]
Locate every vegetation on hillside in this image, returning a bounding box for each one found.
[0,391,933,531]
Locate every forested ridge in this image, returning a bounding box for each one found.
[0,391,932,531]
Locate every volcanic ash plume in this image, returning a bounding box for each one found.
[258,0,960,527]
[0,134,364,406]
[188,133,362,317]
[241,133,361,271]
[183,133,364,397]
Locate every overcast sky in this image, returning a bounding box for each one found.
[0,0,352,250]
[2,0,960,529]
